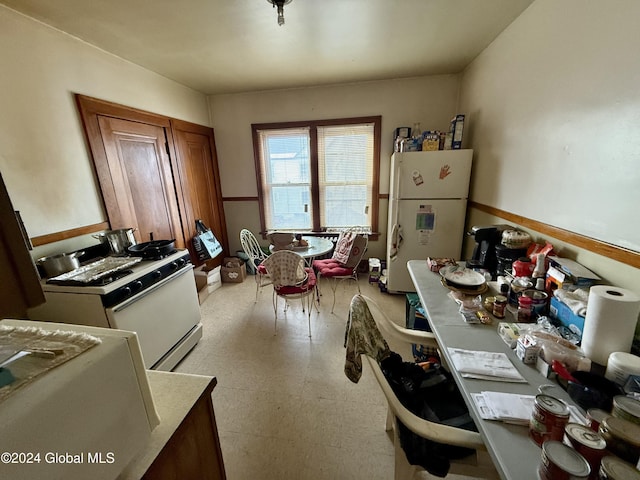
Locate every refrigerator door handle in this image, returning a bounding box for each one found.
[389,223,403,260]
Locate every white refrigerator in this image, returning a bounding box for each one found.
[386,150,473,293]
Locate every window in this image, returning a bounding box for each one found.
[252,116,381,234]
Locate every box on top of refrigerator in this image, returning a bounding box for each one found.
[450,114,465,149]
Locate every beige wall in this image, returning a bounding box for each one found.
[209,76,461,257]
[458,0,640,294]
[4,0,637,297]
[0,6,209,249]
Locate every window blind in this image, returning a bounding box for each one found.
[317,123,374,230]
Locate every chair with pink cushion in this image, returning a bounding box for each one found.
[262,250,317,337]
[312,232,368,313]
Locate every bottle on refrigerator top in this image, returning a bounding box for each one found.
[411,122,422,140]
[450,114,465,149]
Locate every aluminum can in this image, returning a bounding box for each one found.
[565,423,607,478]
[530,394,570,446]
[611,395,640,425]
[598,456,640,480]
[539,440,590,480]
[587,408,612,432]
[599,416,640,465]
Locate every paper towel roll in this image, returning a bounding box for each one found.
[581,285,640,366]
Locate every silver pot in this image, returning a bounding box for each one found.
[37,251,84,278]
[93,228,137,255]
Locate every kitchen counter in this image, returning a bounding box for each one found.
[118,370,226,480]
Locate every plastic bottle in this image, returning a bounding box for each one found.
[411,122,423,150]
[412,122,422,140]
[532,253,546,279]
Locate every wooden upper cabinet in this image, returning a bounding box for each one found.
[76,95,228,262]
[170,119,228,268]
[96,116,182,244]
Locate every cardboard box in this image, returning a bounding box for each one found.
[194,264,221,300]
[450,114,465,149]
[515,336,541,365]
[194,271,209,304]
[221,257,246,283]
[547,257,600,288]
[549,296,586,339]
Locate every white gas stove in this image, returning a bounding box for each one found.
[28,249,202,371]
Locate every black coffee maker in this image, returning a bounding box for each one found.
[466,225,511,278]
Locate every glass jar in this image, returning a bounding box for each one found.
[493,295,507,319]
[517,295,533,322]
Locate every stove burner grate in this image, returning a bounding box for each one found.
[139,249,178,261]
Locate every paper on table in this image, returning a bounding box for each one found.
[474,391,535,424]
[447,348,527,383]
[472,391,588,425]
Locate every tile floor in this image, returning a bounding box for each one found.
[174,274,476,480]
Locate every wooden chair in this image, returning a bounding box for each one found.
[240,228,270,302]
[262,250,317,337]
[312,232,368,313]
[348,295,498,480]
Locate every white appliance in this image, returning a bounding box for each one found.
[28,249,202,370]
[0,320,160,480]
[386,150,473,293]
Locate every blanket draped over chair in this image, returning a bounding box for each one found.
[344,295,481,479]
[344,294,390,383]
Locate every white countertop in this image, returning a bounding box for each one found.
[118,370,216,479]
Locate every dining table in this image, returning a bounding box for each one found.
[269,236,334,265]
[407,260,585,480]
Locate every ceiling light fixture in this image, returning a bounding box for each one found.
[267,0,292,27]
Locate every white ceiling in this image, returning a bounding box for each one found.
[2,0,534,95]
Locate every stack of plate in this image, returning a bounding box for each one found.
[439,265,488,294]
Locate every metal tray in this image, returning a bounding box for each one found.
[46,256,142,284]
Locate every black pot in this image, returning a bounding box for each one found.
[127,239,175,258]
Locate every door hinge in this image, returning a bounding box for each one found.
[165,142,170,155]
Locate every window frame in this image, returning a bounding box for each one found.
[251,116,381,236]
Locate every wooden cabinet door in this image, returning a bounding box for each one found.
[171,119,228,267]
[76,95,186,249]
[97,116,183,245]
[0,172,45,318]
[76,95,229,259]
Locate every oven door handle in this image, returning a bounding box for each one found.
[110,266,193,313]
